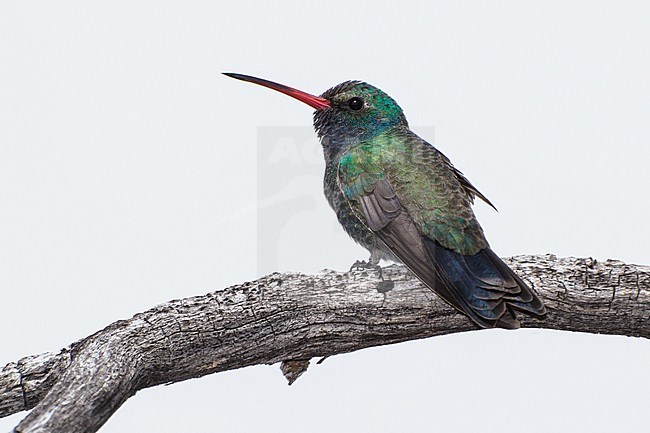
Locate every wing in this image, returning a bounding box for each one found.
[337,135,545,328]
[447,161,497,211]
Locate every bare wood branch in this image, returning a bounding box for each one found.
[1,255,648,433]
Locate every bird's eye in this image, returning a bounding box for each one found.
[347,97,364,111]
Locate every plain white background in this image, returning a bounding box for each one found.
[1,1,648,432]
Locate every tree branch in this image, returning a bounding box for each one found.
[1,255,648,432]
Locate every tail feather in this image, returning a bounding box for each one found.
[423,239,545,329]
[482,248,546,314]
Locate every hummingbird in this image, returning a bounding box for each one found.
[224,73,546,329]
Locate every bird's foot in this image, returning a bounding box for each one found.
[350,260,385,279]
[349,260,374,273]
[349,259,395,294]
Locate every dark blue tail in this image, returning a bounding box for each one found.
[424,240,546,329]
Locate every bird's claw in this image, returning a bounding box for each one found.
[349,259,394,294]
[349,260,383,278]
[349,260,373,272]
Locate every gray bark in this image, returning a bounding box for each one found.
[1,254,648,433]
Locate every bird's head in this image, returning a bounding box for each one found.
[224,73,407,152]
[314,80,407,144]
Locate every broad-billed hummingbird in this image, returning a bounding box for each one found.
[224,73,545,329]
